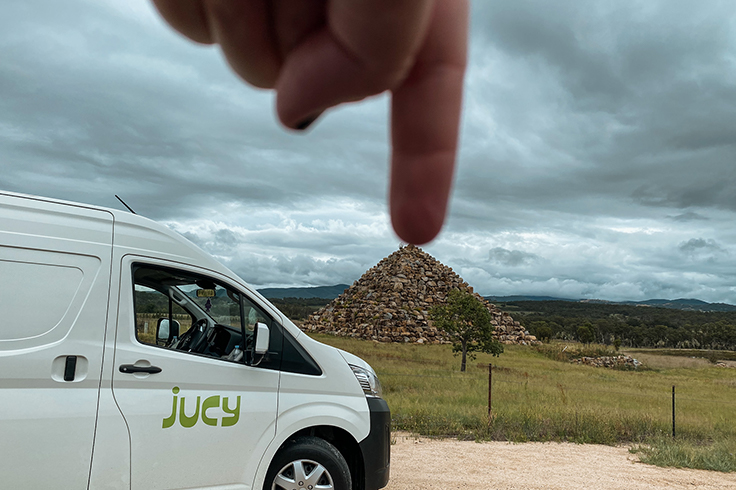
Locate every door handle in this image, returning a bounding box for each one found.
[119,364,162,374]
[64,356,78,381]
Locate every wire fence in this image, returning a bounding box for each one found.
[378,369,736,406]
[378,365,736,443]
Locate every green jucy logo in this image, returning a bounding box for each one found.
[163,387,240,429]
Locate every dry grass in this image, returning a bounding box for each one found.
[631,437,736,472]
[310,334,736,447]
[625,352,712,369]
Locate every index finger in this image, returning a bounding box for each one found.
[390,0,468,244]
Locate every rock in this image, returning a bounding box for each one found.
[301,244,539,346]
[570,355,641,369]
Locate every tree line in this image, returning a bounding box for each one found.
[500,300,736,350]
[268,297,330,321]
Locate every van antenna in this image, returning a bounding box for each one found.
[115,195,137,214]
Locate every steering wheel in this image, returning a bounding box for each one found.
[176,318,209,352]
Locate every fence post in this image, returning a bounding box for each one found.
[488,364,493,422]
[672,385,676,438]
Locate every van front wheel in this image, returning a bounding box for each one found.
[264,437,352,490]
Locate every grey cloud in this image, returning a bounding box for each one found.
[678,238,724,254]
[461,0,736,220]
[228,253,366,290]
[167,218,398,289]
[0,0,389,223]
[5,0,736,305]
[488,247,539,267]
[214,228,241,248]
[473,1,628,106]
[669,212,709,222]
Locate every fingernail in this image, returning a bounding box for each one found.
[295,112,323,131]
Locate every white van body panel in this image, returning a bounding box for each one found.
[88,223,131,490]
[87,387,131,489]
[277,331,370,443]
[251,331,371,490]
[109,255,280,490]
[0,192,113,489]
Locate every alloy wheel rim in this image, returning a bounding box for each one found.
[271,459,334,490]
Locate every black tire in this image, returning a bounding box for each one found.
[264,437,352,490]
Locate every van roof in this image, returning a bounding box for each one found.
[0,189,248,291]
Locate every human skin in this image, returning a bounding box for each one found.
[152,0,468,245]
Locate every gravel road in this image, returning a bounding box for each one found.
[384,433,736,489]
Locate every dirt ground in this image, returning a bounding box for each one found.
[384,433,736,489]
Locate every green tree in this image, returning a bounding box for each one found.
[530,321,553,343]
[577,324,594,344]
[429,289,503,372]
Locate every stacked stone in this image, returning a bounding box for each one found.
[570,355,641,369]
[301,244,539,345]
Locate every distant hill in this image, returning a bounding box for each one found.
[485,295,576,303]
[619,298,736,312]
[258,284,736,312]
[486,296,736,312]
[578,297,736,312]
[258,284,350,300]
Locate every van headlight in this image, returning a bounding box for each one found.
[350,364,383,398]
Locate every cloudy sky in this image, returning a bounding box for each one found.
[3,0,736,303]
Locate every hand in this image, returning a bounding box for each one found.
[152,0,468,244]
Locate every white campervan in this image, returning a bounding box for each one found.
[0,190,390,490]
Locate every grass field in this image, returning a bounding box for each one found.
[309,334,736,471]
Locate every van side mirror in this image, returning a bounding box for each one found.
[250,322,270,366]
[255,322,269,355]
[157,318,180,345]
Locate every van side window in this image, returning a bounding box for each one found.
[132,265,268,363]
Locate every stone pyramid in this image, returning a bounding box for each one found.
[301,244,538,345]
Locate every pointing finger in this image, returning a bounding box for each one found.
[390,0,468,244]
